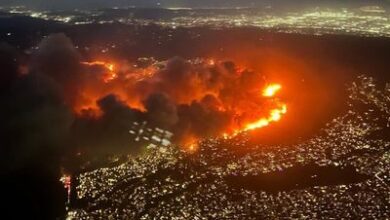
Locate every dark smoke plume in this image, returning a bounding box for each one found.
[72,94,145,155]
[0,37,74,219]
[0,33,275,167]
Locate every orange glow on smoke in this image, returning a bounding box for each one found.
[81,61,118,83]
[73,60,158,115]
[185,83,287,151]
[76,59,287,149]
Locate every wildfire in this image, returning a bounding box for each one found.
[262,84,282,97]
[186,83,287,152]
[81,61,118,83]
[229,83,287,136]
[77,58,287,152]
[243,103,287,131]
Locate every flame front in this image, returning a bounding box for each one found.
[244,103,287,131]
[229,83,287,136]
[187,84,287,151]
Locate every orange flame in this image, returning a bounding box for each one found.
[243,103,287,131]
[228,83,287,137]
[81,61,118,83]
[262,84,282,97]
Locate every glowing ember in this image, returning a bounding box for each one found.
[262,84,282,97]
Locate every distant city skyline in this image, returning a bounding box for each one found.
[1,0,390,10]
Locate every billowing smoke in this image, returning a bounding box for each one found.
[31,33,84,105]
[143,93,179,128]
[72,94,145,155]
[0,37,75,219]
[174,98,232,143]
[0,32,286,218]
[102,56,273,145]
[0,38,74,174]
[1,33,280,162]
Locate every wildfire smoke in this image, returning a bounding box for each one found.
[76,57,288,147]
[9,33,289,152]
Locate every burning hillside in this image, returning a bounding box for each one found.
[76,57,288,146]
[4,33,290,157]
